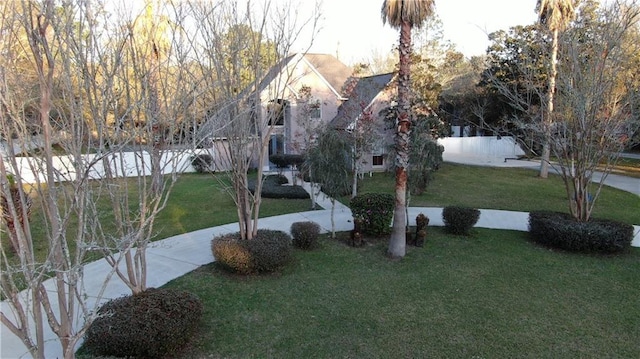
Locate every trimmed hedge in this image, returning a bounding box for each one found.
[212,229,293,274]
[191,154,213,173]
[442,206,480,235]
[350,193,394,235]
[528,211,633,254]
[249,174,309,199]
[83,288,203,358]
[269,154,305,169]
[290,221,321,250]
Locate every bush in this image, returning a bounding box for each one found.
[290,221,321,250]
[83,288,203,358]
[248,175,309,199]
[350,193,394,235]
[528,211,633,254]
[442,206,480,235]
[211,235,253,274]
[212,229,292,274]
[191,154,213,173]
[247,230,293,272]
[269,154,305,169]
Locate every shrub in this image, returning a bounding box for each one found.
[248,229,293,272]
[212,235,253,274]
[83,288,203,358]
[211,229,292,274]
[528,211,633,254]
[191,154,213,173]
[442,206,480,235]
[269,154,305,169]
[248,175,309,199]
[290,221,321,250]
[350,193,394,235]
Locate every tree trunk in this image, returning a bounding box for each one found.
[388,20,412,259]
[539,28,559,179]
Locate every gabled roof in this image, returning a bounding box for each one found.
[302,54,352,96]
[253,53,352,99]
[330,72,395,130]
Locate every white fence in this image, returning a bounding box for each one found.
[6,148,214,184]
[438,136,526,158]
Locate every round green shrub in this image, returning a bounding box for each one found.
[528,211,633,253]
[191,154,213,173]
[212,229,292,274]
[83,288,203,358]
[442,206,480,235]
[290,221,321,250]
[350,193,394,235]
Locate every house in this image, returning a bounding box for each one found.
[249,52,395,172]
[329,72,395,173]
[248,53,353,170]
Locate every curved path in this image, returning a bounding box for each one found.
[2,155,639,359]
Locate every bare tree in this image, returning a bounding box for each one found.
[182,0,320,240]
[0,0,194,357]
[487,0,640,222]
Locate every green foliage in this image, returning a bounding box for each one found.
[247,230,293,272]
[191,154,213,173]
[248,174,309,199]
[83,288,203,358]
[304,128,352,200]
[442,206,480,235]
[350,193,394,235]
[528,211,633,253]
[212,229,292,274]
[409,136,444,195]
[290,221,321,250]
[269,154,305,169]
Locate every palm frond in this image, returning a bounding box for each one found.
[381,0,435,29]
[537,0,575,31]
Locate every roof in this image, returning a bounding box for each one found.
[330,72,395,130]
[302,54,352,95]
[253,53,352,99]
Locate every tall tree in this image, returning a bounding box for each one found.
[183,0,320,240]
[536,0,575,178]
[381,0,435,259]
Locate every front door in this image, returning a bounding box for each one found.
[268,134,284,169]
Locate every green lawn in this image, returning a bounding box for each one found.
[166,229,640,358]
[154,173,313,238]
[75,164,640,358]
[354,163,640,225]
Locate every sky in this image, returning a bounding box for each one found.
[294,0,539,65]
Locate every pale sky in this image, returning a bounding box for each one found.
[296,0,539,65]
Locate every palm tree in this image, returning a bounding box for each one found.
[537,0,575,178]
[381,0,435,258]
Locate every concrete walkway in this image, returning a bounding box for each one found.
[2,155,639,359]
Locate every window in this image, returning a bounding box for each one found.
[372,154,384,166]
[267,99,286,126]
[372,144,384,167]
[309,100,321,119]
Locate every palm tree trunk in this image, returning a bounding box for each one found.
[388,20,412,258]
[539,28,559,179]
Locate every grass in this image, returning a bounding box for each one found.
[354,163,640,225]
[70,163,638,358]
[154,173,313,238]
[166,229,640,358]
[3,173,313,264]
